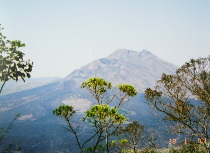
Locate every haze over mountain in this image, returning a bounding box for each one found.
[0,49,178,152]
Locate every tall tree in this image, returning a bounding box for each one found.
[0,25,33,151]
[53,77,138,153]
[145,57,210,148]
[84,104,127,153]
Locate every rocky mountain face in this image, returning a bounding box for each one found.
[0,49,178,152]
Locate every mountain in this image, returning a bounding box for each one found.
[0,49,178,152]
[66,49,177,91]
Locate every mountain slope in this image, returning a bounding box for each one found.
[66,49,178,91]
[0,49,178,152]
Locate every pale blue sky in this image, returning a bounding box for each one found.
[0,0,209,78]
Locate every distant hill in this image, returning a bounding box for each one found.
[0,77,60,96]
[0,49,178,152]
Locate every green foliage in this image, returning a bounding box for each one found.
[118,84,138,97]
[0,25,32,152]
[144,88,162,101]
[114,121,144,153]
[54,77,138,152]
[0,25,33,92]
[85,145,105,152]
[53,105,75,119]
[81,77,138,108]
[84,105,127,124]
[81,78,112,104]
[83,104,128,153]
[139,148,157,153]
[145,57,210,145]
[110,139,131,153]
[53,105,83,151]
[120,121,144,137]
[81,78,112,91]
[119,139,129,144]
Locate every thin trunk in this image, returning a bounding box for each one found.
[0,80,7,93]
[105,125,109,153]
[66,118,83,153]
[0,114,20,142]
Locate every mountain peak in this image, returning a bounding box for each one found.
[110,49,138,55]
[140,49,151,55]
[139,50,156,58]
[107,49,155,60]
[107,49,137,62]
[66,48,178,91]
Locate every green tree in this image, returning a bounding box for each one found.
[145,57,210,150]
[0,24,33,152]
[0,25,33,93]
[113,122,161,153]
[53,77,138,153]
[84,104,127,153]
[114,121,144,153]
[81,77,137,108]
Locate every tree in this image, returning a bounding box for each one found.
[0,24,33,152]
[84,104,128,153]
[53,77,138,153]
[81,77,137,108]
[0,25,33,93]
[114,121,144,153]
[145,57,210,150]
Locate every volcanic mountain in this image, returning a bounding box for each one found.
[66,49,177,91]
[0,49,178,152]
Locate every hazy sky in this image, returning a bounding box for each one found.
[0,0,209,78]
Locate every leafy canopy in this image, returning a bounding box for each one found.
[118,84,138,97]
[84,104,127,124]
[53,105,75,119]
[0,25,33,92]
[81,77,138,107]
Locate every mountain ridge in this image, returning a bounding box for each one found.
[66,49,178,91]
